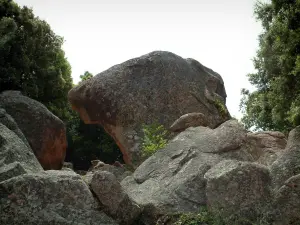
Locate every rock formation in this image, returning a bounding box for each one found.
[0,108,30,148]
[0,111,117,224]
[0,170,117,225]
[2,110,299,224]
[0,122,43,182]
[270,126,300,190]
[83,160,132,186]
[169,112,208,132]
[121,120,291,224]
[205,160,272,220]
[0,91,67,170]
[245,131,287,166]
[1,52,300,225]
[270,174,300,224]
[68,51,230,166]
[90,171,140,225]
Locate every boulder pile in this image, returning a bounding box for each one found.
[1,52,300,224]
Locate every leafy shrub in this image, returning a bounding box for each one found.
[141,122,169,159]
[171,206,272,225]
[213,98,228,118]
[174,207,225,225]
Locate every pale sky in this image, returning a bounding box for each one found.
[14,0,263,119]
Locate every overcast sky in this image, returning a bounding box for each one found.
[14,0,263,119]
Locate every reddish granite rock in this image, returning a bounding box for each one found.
[169,112,208,132]
[68,51,230,165]
[244,131,287,166]
[0,91,67,170]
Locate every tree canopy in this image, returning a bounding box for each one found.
[79,71,93,82]
[0,0,73,120]
[240,0,300,132]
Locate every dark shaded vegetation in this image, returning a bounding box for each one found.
[66,120,123,171]
[66,73,123,170]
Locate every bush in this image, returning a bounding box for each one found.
[213,98,228,118]
[141,122,169,159]
[171,207,271,225]
[174,207,224,225]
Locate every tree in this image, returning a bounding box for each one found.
[0,0,123,170]
[79,71,93,82]
[0,0,73,120]
[240,0,300,132]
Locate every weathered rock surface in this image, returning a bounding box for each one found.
[243,131,287,166]
[1,101,299,225]
[270,126,300,190]
[63,161,74,170]
[83,166,132,188]
[270,174,300,225]
[90,159,106,170]
[0,108,30,148]
[0,123,43,182]
[204,160,271,219]
[0,170,117,225]
[169,112,208,132]
[91,171,141,225]
[0,117,116,225]
[0,91,67,170]
[86,161,132,182]
[121,121,247,218]
[68,51,230,165]
[120,120,292,224]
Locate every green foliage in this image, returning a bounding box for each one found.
[79,71,93,82]
[171,207,272,225]
[240,0,300,132]
[141,122,169,159]
[0,0,73,121]
[174,207,225,225]
[213,98,228,118]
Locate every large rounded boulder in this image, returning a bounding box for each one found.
[0,170,117,225]
[68,51,230,165]
[0,91,67,170]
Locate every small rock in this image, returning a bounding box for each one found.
[169,112,209,132]
[63,162,74,170]
[91,171,141,224]
[113,161,124,168]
